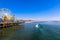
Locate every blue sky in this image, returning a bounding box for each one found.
[0,0,60,21]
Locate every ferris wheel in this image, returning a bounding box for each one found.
[0,8,18,20]
[0,8,12,17]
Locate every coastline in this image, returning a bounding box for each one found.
[25,21,39,23]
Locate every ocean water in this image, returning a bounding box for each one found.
[0,21,60,40]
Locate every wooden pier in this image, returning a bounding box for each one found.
[0,22,25,28]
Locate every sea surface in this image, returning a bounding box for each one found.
[0,21,60,40]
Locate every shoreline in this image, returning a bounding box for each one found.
[25,21,39,23]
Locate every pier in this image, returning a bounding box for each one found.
[0,8,25,28]
[0,21,25,28]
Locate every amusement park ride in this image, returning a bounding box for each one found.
[0,8,25,28]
